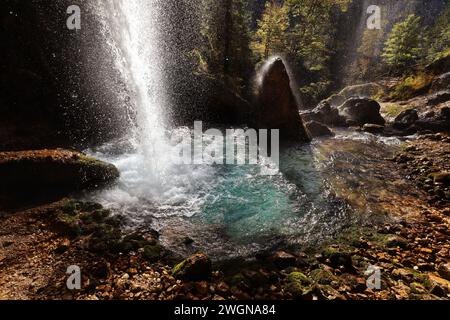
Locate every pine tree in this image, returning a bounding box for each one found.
[381,15,426,72]
[195,0,253,93]
[251,1,289,61]
[428,2,450,61]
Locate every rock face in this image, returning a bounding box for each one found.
[431,72,450,91]
[338,83,384,100]
[426,54,450,75]
[427,90,450,106]
[324,83,384,108]
[305,121,334,138]
[301,101,347,127]
[172,253,212,281]
[254,58,310,142]
[363,124,384,134]
[338,98,386,126]
[0,149,119,194]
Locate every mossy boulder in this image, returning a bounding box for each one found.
[284,272,312,297]
[172,253,212,281]
[0,149,119,195]
[310,269,339,286]
[143,244,163,262]
[321,247,354,271]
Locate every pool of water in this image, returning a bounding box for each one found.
[85,129,417,259]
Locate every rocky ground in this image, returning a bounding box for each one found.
[0,140,448,300]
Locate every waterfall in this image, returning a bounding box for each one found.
[91,0,170,176]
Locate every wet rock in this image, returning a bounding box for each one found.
[172,253,212,281]
[432,172,450,187]
[431,72,450,91]
[394,109,419,129]
[426,54,450,75]
[143,245,162,262]
[0,150,119,196]
[321,247,353,271]
[305,121,334,138]
[338,98,385,126]
[284,272,312,298]
[309,269,340,288]
[269,251,297,269]
[430,284,447,297]
[338,83,385,100]
[363,124,384,134]
[438,263,450,281]
[301,101,347,127]
[325,94,346,108]
[427,90,450,106]
[254,58,311,142]
[385,236,408,249]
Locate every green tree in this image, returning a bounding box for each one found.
[195,0,253,93]
[428,2,450,61]
[251,1,290,61]
[381,14,426,72]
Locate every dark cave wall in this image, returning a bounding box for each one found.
[0,0,134,150]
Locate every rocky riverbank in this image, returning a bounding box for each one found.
[0,173,448,300]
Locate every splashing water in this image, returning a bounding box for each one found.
[85,2,419,259]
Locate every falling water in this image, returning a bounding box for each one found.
[83,1,418,260]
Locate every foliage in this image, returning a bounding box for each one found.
[251,1,289,61]
[196,0,254,93]
[427,2,450,62]
[389,72,434,101]
[381,15,426,73]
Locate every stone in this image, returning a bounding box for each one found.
[326,94,346,107]
[431,72,450,91]
[385,236,408,249]
[305,121,334,138]
[270,251,297,269]
[284,272,312,298]
[338,98,385,126]
[438,263,450,281]
[362,124,384,134]
[0,150,119,196]
[426,54,450,75]
[172,253,212,281]
[394,109,419,129]
[143,245,162,262]
[301,101,347,127]
[254,58,310,142]
[427,90,450,106]
[338,83,385,100]
[321,247,353,271]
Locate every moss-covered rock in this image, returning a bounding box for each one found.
[284,272,312,298]
[172,253,212,281]
[321,247,354,270]
[143,244,163,262]
[0,149,119,196]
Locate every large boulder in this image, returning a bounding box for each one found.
[394,109,419,130]
[338,83,385,100]
[305,121,334,138]
[338,98,386,126]
[0,149,119,194]
[427,90,450,106]
[431,72,450,92]
[301,101,347,127]
[426,54,450,75]
[414,107,450,133]
[172,253,212,281]
[254,58,310,142]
